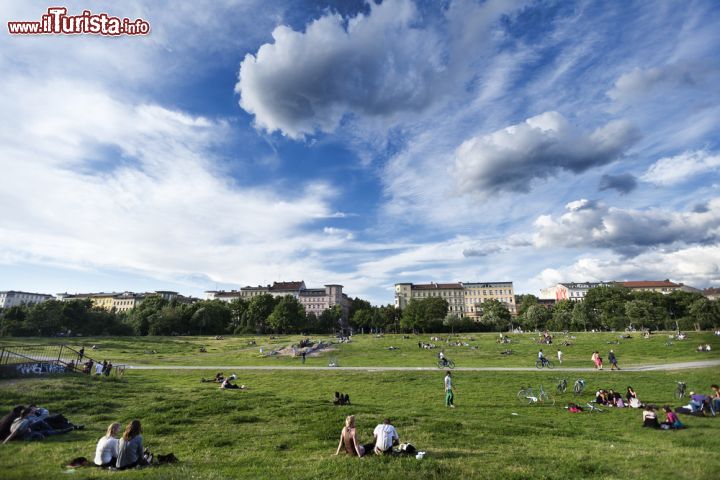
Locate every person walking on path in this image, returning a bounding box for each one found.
[608,350,620,370]
[444,371,455,408]
[557,349,563,365]
[301,351,306,364]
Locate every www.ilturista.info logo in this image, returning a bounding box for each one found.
[8,7,150,36]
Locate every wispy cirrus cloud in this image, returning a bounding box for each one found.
[641,150,720,186]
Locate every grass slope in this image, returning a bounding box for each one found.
[0,368,718,479]
[1,332,719,368]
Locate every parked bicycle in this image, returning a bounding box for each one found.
[535,358,555,369]
[516,385,555,405]
[437,358,456,369]
[674,381,686,400]
[573,379,586,395]
[557,378,568,394]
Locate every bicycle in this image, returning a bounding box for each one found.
[585,403,605,413]
[573,379,585,395]
[535,358,555,369]
[557,378,568,394]
[516,385,555,405]
[674,381,686,400]
[437,359,455,369]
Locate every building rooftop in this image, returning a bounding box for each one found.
[413,283,463,290]
[622,280,680,288]
[270,281,305,291]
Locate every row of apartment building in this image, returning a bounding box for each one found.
[539,280,702,302]
[394,282,517,318]
[1,279,716,316]
[205,281,350,319]
[0,290,194,312]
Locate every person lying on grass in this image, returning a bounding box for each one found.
[0,406,24,442]
[220,375,245,390]
[335,415,365,457]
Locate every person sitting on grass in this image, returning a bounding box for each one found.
[711,385,720,414]
[3,407,45,443]
[642,405,660,428]
[94,422,120,467]
[116,420,148,470]
[660,407,684,430]
[335,415,365,457]
[372,418,399,455]
[0,406,24,442]
[626,386,638,403]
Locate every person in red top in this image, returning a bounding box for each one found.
[661,406,684,429]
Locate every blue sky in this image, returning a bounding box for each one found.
[1,0,719,305]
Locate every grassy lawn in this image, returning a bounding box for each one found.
[1,332,718,368]
[0,368,718,479]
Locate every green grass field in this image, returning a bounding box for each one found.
[2,331,718,368]
[0,333,718,479]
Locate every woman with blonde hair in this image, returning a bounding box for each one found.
[94,422,120,467]
[116,420,147,469]
[334,415,365,457]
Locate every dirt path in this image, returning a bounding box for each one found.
[125,359,720,372]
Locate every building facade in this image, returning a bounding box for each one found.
[552,282,614,302]
[0,291,53,309]
[206,281,349,319]
[621,280,682,294]
[394,281,516,319]
[57,291,190,311]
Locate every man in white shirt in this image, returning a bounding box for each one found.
[444,371,455,408]
[95,362,104,375]
[372,418,399,455]
[557,349,563,364]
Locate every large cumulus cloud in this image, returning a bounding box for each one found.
[532,198,720,255]
[453,111,639,195]
[236,0,448,138]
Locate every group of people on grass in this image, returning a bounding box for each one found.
[0,404,84,443]
[335,416,402,457]
[594,386,641,408]
[79,359,113,376]
[93,419,151,470]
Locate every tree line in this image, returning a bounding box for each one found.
[1,286,718,337]
[515,287,720,332]
[0,294,352,337]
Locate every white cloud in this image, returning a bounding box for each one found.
[641,150,720,186]
[532,198,720,254]
[236,0,449,139]
[0,77,348,288]
[608,62,720,104]
[533,245,720,290]
[454,111,638,195]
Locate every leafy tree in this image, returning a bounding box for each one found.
[246,294,277,334]
[516,294,539,318]
[267,295,306,333]
[584,285,630,330]
[546,300,573,331]
[400,297,448,332]
[571,301,593,331]
[521,305,549,331]
[318,305,343,333]
[689,298,720,330]
[228,298,250,333]
[348,297,372,323]
[481,299,511,331]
